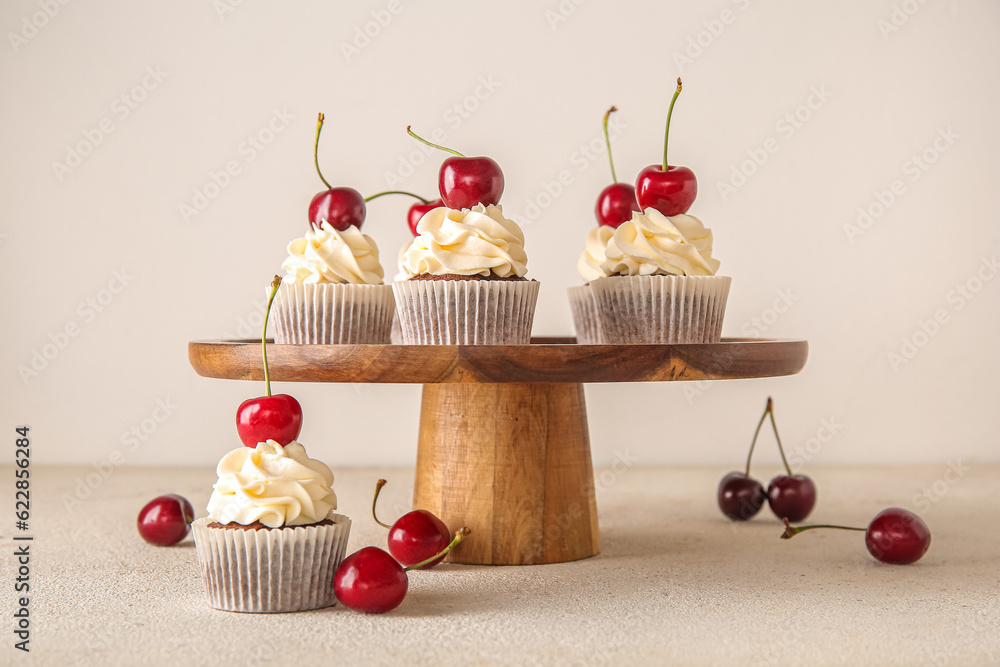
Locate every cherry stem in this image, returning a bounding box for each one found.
[661,78,683,172]
[404,527,471,571]
[768,398,794,476]
[781,517,865,540]
[262,275,281,397]
[744,396,770,477]
[603,106,619,183]
[314,113,333,190]
[371,479,393,530]
[407,126,465,158]
[364,190,430,204]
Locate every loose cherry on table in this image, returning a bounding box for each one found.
[782,508,931,565]
[372,479,452,569]
[717,399,769,521]
[308,113,429,231]
[235,276,302,448]
[717,397,817,522]
[406,126,504,210]
[137,494,195,546]
[595,106,640,228]
[762,399,817,523]
[635,78,698,217]
[334,528,470,614]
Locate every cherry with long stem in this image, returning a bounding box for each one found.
[763,398,817,522]
[235,275,303,448]
[407,125,504,209]
[308,113,366,230]
[717,398,768,521]
[781,509,931,565]
[635,77,697,216]
[372,478,452,569]
[595,106,640,228]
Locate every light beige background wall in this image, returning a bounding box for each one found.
[2,0,997,470]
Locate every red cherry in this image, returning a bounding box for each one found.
[236,394,302,448]
[308,187,366,231]
[767,474,817,523]
[407,199,444,236]
[333,547,409,614]
[782,509,931,565]
[235,276,302,447]
[595,107,640,228]
[438,156,504,210]
[865,508,932,564]
[372,479,452,568]
[308,113,366,230]
[718,472,766,521]
[407,127,504,210]
[388,510,452,569]
[635,165,697,216]
[137,494,194,546]
[596,183,640,228]
[334,528,470,613]
[635,78,697,216]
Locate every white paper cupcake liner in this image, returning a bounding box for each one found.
[590,275,731,344]
[192,514,351,613]
[389,310,403,345]
[272,282,394,344]
[392,279,540,345]
[567,284,603,345]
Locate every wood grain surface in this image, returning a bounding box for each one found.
[188,337,808,384]
[414,383,600,565]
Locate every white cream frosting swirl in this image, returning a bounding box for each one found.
[577,225,615,282]
[282,222,385,285]
[401,204,528,278]
[206,440,338,528]
[602,208,721,277]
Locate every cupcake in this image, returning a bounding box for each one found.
[272,222,394,344]
[568,224,615,344]
[392,204,539,344]
[192,440,351,613]
[590,208,730,344]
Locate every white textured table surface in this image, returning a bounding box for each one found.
[2,464,998,666]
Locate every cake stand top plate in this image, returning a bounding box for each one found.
[188,337,808,384]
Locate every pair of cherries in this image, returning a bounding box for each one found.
[334,479,465,614]
[595,78,698,228]
[718,397,817,523]
[308,111,505,236]
[139,276,295,547]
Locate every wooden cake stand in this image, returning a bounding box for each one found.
[189,337,808,566]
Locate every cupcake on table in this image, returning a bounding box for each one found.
[392,127,539,345]
[192,440,352,613]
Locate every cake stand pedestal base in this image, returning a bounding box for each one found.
[414,382,600,565]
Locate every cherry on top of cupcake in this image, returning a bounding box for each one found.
[635,78,698,218]
[236,275,302,448]
[406,126,504,210]
[595,106,640,229]
[308,112,432,231]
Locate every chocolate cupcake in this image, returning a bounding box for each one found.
[192,440,351,613]
[392,204,539,344]
[568,224,615,344]
[272,222,394,344]
[590,208,730,344]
